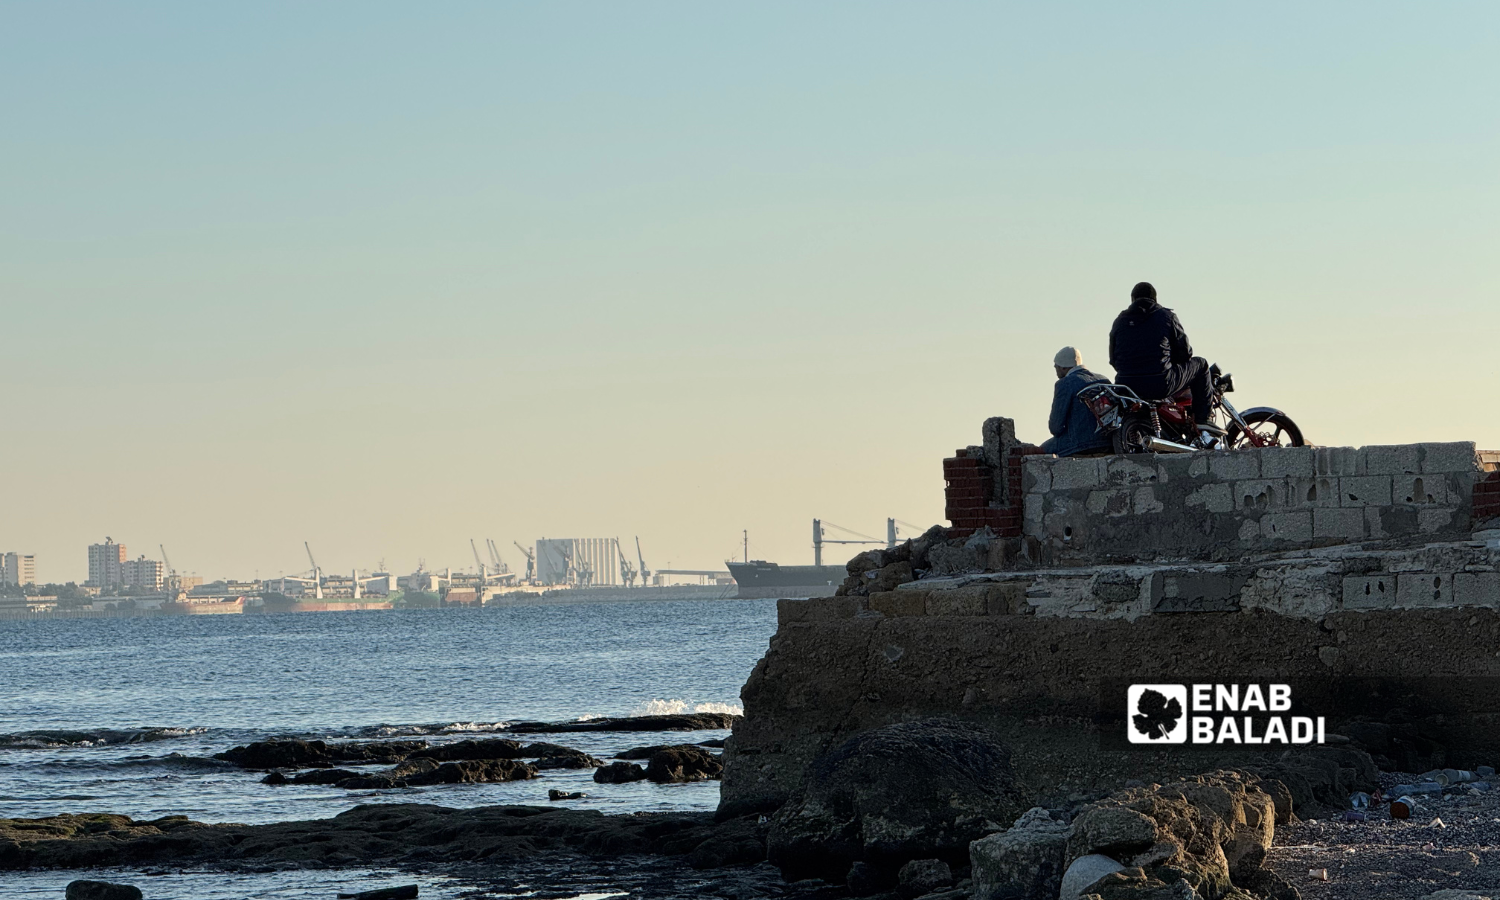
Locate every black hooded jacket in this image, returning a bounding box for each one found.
[1108,297,1193,378]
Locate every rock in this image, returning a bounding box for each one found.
[548,789,586,801]
[288,768,364,785]
[407,759,536,785]
[504,713,739,733]
[617,743,703,761]
[1423,891,1497,900]
[1065,770,1281,900]
[65,882,143,900]
[970,806,1070,900]
[214,739,425,769]
[594,761,647,784]
[1059,854,1125,900]
[699,738,727,748]
[261,770,288,785]
[767,719,1026,884]
[898,858,953,898]
[410,738,524,761]
[687,835,766,870]
[336,887,418,900]
[646,746,723,783]
[1066,806,1158,861]
[534,751,605,770]
[847,860,897,896]
[926,529,996,576]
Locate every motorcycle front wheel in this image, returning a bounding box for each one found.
[1112,416,1157,455]
[1226,411,1304,449]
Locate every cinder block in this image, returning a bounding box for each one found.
[1393,473,1448,506]
[1364,444,1420,476]
[1185,482,1234,513]
[1340,475,1393,507]
[1418,508,1458,534]
[1022,459,1052,493]
[1420,441,1480,474]
[1106,457,1159,486]
[1023,497,1045,528]
[1086,488,1133,517]
[1132,486,1164,515]
[1396,572,1454,608]
[1188,455,1211,478]
[1210,453,1261,480]
[1260,446,1315,478]
[1155,455,1196,484]
[1234,479,1284,511]
[1286,476,1340,508]
[926,586,987,617]
[868,591,925,617]
[1260,511,1313,543]
[1050,457,1103,491]
[1455,573,1500,608]
[799,596,861,620]
[1364,508,1387,539]
[1342,574,1395,609]
[1314,508,1366,540]
[1315,446,1363,477]
[1154,571,1248,612]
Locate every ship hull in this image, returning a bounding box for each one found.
[726,562,844,599]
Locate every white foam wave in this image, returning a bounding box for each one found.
[634,699,743,717]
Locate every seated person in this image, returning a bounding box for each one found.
[1040,347,1112,457]
[1108,281,1213,424]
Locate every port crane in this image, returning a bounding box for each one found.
[159,544,182,598]
[634,536,651,586]
[616,538,638,587]
[513,541,536,584]
[485,539,511,576]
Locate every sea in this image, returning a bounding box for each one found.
[0,599,779,898]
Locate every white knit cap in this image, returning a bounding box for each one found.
[1053,346,1082,368]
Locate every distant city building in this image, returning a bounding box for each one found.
[1,552,37,587]
[87,539,127,588]
[121,556,165,591]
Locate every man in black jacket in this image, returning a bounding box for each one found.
[1108,282,1212,423]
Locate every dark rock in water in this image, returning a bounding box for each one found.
[262,771,288,785]
[504,713,739,733]
[896,858,953,898]
[335,886,418,900]
[288,768,364,786]
[410,738,524,762]
[698,738,726,748]
[846,860,896,896]
[766,719,1026,884]
[548,789,586,801]
[534,751,605,770]
[594,761,647,784]
[66,881,143,900]
[406,759,536,785]
[215,739,426,769]
[646,746,723,783]
[617,743,702,761]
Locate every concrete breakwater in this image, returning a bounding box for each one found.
[719,426,1500,824]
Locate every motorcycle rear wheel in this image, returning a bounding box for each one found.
[1112,417,1157,455]
[1226,411,1304,449]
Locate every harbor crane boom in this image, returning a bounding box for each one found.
[513,541,536,584]
[304,542,324,599]
[470,539,486,575]
[634,536,651,585]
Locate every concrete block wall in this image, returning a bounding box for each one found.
[1020,442,1489,564]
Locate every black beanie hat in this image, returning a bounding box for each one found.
[1131,281,1156,301]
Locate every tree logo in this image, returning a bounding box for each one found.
[1127,684,1187,744]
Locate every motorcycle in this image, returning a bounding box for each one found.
[1077,364,1303,454]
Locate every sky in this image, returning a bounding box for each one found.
[2,2,1497,583]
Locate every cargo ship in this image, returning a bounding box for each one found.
[725,561,845,599]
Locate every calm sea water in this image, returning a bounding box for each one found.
[0,600,778,829]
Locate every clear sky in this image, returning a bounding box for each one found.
[3,2,1497,583]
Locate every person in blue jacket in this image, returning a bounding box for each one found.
[1040,346,1112,457]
